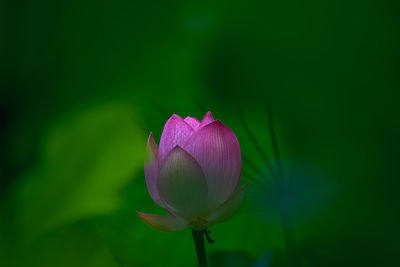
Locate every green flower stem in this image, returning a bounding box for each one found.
[192,229,208,267]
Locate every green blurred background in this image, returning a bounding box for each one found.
[1,0,399,266]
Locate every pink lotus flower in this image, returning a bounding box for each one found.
[138,111,247,231]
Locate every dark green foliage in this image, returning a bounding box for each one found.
[1,0,399,266]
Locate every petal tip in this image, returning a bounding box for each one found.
[137,211,188,232]
[170,145,183,153]
[184,116,201,129]
[184,116,199,121]
[146,132,158,158]
[199,111,215,128]
[203,111,214,120]
[170,113,183,120]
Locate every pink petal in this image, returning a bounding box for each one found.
[137,212,188,232]
[184,117,200,129]
[159,114,194,161]
[198,111,215,128]
[157,146,209,221]
[207,185,248,225]
[183,120,242,209]
[144,133,164,207]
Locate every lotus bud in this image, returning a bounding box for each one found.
[138,111,247,231]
